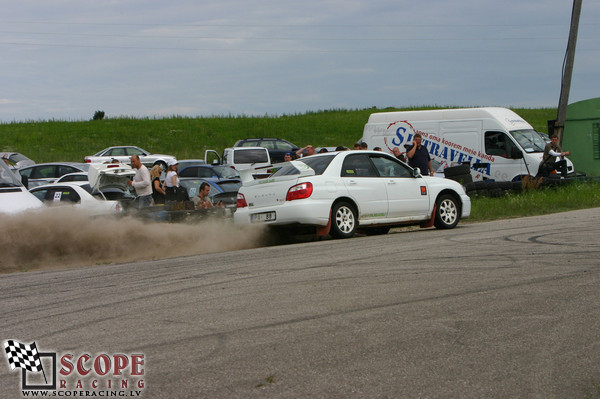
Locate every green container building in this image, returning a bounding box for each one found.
[562,97,600,177]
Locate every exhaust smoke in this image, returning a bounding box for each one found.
[0,208,268,273]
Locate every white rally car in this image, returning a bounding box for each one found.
[234,150,471,238]
[29,163,136,215]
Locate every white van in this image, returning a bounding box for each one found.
[360,107,574,182]
[205,147,272,181]
[0,160,43,214]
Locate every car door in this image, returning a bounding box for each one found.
[30,165,57,179]
[107,147,129,163]
[126,147,149,164]
[57,165,81,178]
[340,153,388,219]
[369,154,430,220]
[47,186,82,204]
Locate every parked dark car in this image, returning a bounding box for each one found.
[179,177,241,208]
[178,165,240,181]
[19,162,89,188]
[233,138,299,163]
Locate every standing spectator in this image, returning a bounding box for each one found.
[406,133,433,176]
[360,142,368,150]
[353,143,361,150]
[392,147,406,162]
[163,159,180,203]
[538,134,571,178]
[296,145,315,158]
[150,165,166,205]
[373,146,382,151]
[129,154,152,208]
[335,146,349,151]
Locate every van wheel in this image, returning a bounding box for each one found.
[434,194,460,229]
[330,201,357,239]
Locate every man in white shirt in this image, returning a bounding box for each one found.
[129,154,153,208]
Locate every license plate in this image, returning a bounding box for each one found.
[251,211,276,223]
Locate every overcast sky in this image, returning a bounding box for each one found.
[1,0,598,122]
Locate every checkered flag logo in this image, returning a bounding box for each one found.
[4,340,43,373]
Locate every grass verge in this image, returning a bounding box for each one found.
[469,181,600,222]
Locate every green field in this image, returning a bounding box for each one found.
[4,106,598,221]
[0,107,556,164]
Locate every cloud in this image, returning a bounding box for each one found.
[0,0,598,121]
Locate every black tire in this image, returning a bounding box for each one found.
[450,173,473,185]
[434,194,460,229]
[464,182,477,194]
[496,181,513,191]
[444,164,470,178]
[330,201,357,239]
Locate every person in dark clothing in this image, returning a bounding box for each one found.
[406,133,433,176]
[538,135,571,178]
[392,147,406,162]
[150,165,165,205]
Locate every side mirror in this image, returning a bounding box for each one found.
[413,167,422,178]
[511,148,524,159]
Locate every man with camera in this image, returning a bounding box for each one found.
[406,133,434,176]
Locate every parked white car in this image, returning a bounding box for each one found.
[205,147,271,170]
[54,172,89,185]
[29,163,136,215]
[29,183,123,214]
[0,160,43,214]
[84,146,176,171]
[234,151,471,238]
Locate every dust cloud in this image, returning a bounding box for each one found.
[0,208,269,273]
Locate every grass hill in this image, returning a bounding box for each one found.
[0,107,556,163]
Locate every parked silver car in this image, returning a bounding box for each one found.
[84,146,176,171]
[0,152,35,170]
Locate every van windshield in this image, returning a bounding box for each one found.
[510,129,548,153]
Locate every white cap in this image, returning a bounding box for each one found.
[167,159,178,167]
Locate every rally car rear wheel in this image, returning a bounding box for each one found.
[330,201,357,239]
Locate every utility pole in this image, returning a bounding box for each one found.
[555,0,582,145]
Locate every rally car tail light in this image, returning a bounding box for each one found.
[237,193,247,208]
[286,182,313,201]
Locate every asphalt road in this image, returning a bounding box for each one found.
[1,208,600,398]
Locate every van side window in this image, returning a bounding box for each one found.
[485,131,518,158]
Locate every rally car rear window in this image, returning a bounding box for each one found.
[272,154,335,177]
